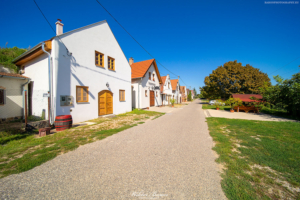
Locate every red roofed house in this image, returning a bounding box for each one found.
[130,58,163,109]
[0,72,31,122]
[230,94,263,102]
[180,86,187,102]
[160,75,173,106]
[170,78,182,103]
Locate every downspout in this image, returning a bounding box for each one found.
[22,78,31,119]
[42,42,53,125]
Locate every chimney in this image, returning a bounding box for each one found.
[129,57,134,65]
[55,19,64,36]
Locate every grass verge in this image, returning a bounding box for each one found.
[202,104,231,110]
[0,109,164,179]
[207,117,300,199]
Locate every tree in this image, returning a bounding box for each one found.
[202,60,271,99]
[0,46,27,73]
[260,70,300,118]
[193,87,197,96]
[187,91,192,101]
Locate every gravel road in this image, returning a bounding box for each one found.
[0,100,226,200]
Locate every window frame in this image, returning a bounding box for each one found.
[156,91,158,97]
[153,73,155,81]
[0,89,5,105]
[76,86,89,103]
[108,56,115,71]
[145,90,148,97]
[95,51,104,68]
[149,72,151,80]
[119,90,125,101]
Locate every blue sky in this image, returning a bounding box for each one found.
[1,0,299,92]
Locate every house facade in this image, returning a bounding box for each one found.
[170,78,181,103]
[131,58,162,109]
[180,86,187,102]
[0,72,30,122]
[13,20,132,123]
[160,75,173,105]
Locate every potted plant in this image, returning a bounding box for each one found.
[225,98,242,113]
[213,100,224,110]
[170,98,176,108]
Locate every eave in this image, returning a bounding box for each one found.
[13,40,52,66]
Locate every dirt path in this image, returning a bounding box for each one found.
[0,100,226,200]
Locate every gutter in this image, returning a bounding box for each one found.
[42,42,54,125]
[12,43,42,63]
[0,75,27,80]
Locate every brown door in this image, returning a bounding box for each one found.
[150,91,155,106]
[98,90,113,116]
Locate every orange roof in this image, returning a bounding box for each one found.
[170,79,178,90]
[0,72,29,79]
[180,86,186,93]
[131,59,162,83]
[160,76,167,93]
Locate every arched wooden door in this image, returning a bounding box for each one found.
[98,90,113,116]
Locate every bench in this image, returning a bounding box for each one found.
[234,106,259,113]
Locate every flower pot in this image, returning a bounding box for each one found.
[172,105,174,108]
[230,109,234,113]
[216,108,220,110]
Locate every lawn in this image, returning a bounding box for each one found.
[207,117,300,199]
[0,109,164,179]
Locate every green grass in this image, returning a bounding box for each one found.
[260,106,300,121]
[207,117,300,199]
[0,110,164,179]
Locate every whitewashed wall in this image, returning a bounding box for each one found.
[22,53,49,119]
[0,77,27,119]
[52,21,131,123]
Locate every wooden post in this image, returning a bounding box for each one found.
[25,90,28,129]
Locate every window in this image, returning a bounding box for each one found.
[0,89,5,105]
[108,56,115,70]
[168,82,170,89]
[149,72,151,80]
[145,90,148,97]
[95,51,104,67]
[156,91,158,97]
[153,74,155,81]
[76,86,89,102]
[119,90,125,101]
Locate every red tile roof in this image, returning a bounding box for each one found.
[160,76,167,93]
[131,59,162,83]
[0,72,29,79]
[231,94,263,102]
[180,86,186,94]
[170,79,178,90]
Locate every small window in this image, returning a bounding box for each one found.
[108,56,115,71]
[145,90,148,97]
[95,51,104,67]
[0,89,5,105]
[149,72,151,80]
[156,91,158,97]
[153,74,155,81]
[76,86,89,102]
[168,82,170,89]
[119,90,125,101]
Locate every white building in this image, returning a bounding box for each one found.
[0,72,30,122]
[131,58,162,109]
[170,78,182,103]
[13,20,132,123]
[160,75,173,106]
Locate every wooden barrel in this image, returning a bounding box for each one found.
[54,115,73,132]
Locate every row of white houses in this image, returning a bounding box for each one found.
[0,20,188,124]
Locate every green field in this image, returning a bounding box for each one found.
[207,117,300,199]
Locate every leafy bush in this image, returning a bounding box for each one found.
[187,91,192,101]
[170,98,176,105]
[0,46,27,72]
[225,98,243,110]
[213,100,225,108]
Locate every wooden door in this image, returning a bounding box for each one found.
[150,91,155,106]
[98,90,113,116]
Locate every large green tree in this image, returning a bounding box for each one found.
[202,60,271,99]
